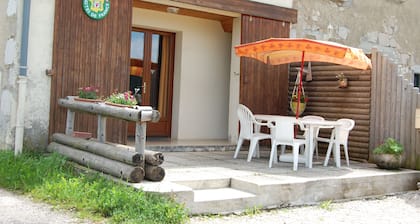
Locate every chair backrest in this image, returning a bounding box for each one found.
[301,115,325,136]
[269,116,297,143]
[237,104,256,139]
[335,118,355,144]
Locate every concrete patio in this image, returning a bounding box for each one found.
[130,143,420,215]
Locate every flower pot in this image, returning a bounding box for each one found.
[74,97,102,103]
[105,102,136,108]
[72,131,92,139]
[373,153,402,170]
[338,78,348,88]
[290,101,306,116]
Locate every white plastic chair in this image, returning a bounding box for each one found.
[268,117,308,171]
[300,115,325,159]
[233,104,271,162]
[323,118,355,167]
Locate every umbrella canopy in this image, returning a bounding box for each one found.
[234,38,372,117]
[235,38,372,70]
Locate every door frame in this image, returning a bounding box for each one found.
[129,27,175,137]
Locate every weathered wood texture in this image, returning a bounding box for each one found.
[91,140,165,166]
[289,62,372,161]
[144,164,166,182]
[172,0,298,23]
[240,15,290,116]
[51,133,143,166]
[369,49,420,169]
[50,0,132,144]
[47,142,145,183]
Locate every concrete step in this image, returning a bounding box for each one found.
[194,187,255,202]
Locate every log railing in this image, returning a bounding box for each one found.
[58,96,160,162]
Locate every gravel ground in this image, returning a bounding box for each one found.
[1,188,419,224]
[189,191,420,224]
[0,188,96,224]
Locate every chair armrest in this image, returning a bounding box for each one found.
[295,120,308,132]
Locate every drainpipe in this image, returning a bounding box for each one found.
[15,0,31,156]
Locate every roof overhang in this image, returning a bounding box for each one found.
[133,0,297,33]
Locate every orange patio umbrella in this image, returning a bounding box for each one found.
[234,38,372,117]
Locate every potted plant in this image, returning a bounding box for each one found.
[105,90,137,107]
[373,138,404,169]
[336,73,348,88]
[290,93,308,116]
[75,86,101,102]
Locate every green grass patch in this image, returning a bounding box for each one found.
[319,200,333,211]
[0,150,188,223]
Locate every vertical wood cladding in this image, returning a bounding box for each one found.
[49,0,132,144]
[240,15,290,115]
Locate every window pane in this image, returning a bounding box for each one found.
[151,34,161,64]
[130,31,144,59]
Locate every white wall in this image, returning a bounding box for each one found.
[0,0,54,149]
[133,8,232,140]
[24,0,55,146]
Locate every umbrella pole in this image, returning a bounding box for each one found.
[296,51,305,119]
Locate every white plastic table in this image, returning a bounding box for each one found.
[254,114,342,168]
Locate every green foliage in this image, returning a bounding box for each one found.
[244,205,262,216]
[0,150,188,224]
[373,138,404,155]
[319,200,333,211]
[0,150,73,192]
[78,86,99,99]
[105,90,137,106]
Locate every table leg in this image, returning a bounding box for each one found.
[307,126,314,168]
[334,130,341,168]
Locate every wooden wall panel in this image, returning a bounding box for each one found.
[289,62,372,161]
[49,0,132,144]
[240,15,290,115]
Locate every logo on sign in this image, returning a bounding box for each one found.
[82,0,110,20]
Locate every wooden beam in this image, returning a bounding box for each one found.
[133,0,234,32]
[171,0,297,23]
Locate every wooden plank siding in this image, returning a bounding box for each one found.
[49,0,132,144]
[369,49,420,169]
[289,62,372,161]
[171,0,297,23]
[240,15,290,115]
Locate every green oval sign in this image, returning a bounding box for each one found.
[82,0,110,20]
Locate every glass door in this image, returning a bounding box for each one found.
[129,28,174,137]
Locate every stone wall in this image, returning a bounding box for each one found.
[291,0,419,77]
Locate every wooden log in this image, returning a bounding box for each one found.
[92,140,165,166]
[58,97,159,122]
[304,86,371,92]
[307,97,370,104]
[47,142,145,183]
[308,102,370,109]
[290,70,372,77]
[307,106,370,115]
[144,164,165,181]
[51,133,143,165]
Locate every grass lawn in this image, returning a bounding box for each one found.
[0,150,189,224]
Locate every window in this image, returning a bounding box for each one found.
[414,73,419,88]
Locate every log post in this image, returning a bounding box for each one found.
[135,122,147,164]
[97,115,106,143]
[65,109,75,135]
